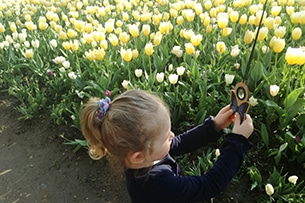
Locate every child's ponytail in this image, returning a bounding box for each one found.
[80,97,107,160]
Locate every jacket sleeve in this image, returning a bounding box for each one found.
[169,117,224,157]
[144,133,252,203]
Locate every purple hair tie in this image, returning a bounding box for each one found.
[96,96,111,121]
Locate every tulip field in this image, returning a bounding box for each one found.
[0,0,305,201]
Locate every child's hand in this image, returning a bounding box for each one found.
[232,114,253,139]
[214,105,234,132]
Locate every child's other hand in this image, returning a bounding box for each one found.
[214,105,234,132]
[232,114,253,139]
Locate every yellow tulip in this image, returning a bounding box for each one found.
[190,34,202,46]
[239,14,247,25]
[122,12,129,21]
[119,32,130,44]
[185,42,195,55]
[170,8,178,18]
[264,17,275,30]
[25,49,34,59]
[287,0,295,6]
[285,47,305,65]
[108,34,118,46]
[152,14,161,25]
[25,21,36,31]
[85,50,95,61]
[249,5,258,15]
[153,32,162,46]
[244,30,254,44]
[221,27,232,37]
[132,49,139,59]
[248,15,256,25]
[94,48,105,61]
[163,12,170,21]
[133,10,140,21]
[100,40,108,50]
[203,16,211,27]
[145,42,154,56]
[9,22,16,32]
[274,26,286,38]
[271,6,282,17]
[195,3,203,15]
[229,11,239,23]
[206,24,213,33]
[59,31,67,40]
[185,9,195,22]
[159,22,169,34]
[204,0,212,10]
[275,16,282,25]
[270,36,285,53]
[217,13,228,29]
[129,24,139,38]
[257,27,268,41]
[142,24,150,36]
[62,41,71,51]
[210,8,217,17]
[177,16,184,25]
[74,20,85,32]
[216,41,226,55]
[290,12,300,24]
[278,0,287,6]
[39,16,47,23]
[105,20,114,33]
[71,40,79,52]
[67,29,77,38]
[121,48,133,62]
[286,6,295,15]
[84,23,93,33]
[291,27,302,40]
[0,23,5,33]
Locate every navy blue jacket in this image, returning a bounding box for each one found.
[125,119,251,203]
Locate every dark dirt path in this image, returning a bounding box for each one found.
[0,92,129,203]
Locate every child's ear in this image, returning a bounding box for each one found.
[127,151,146,164]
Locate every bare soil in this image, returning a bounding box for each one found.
[0,92,129,203]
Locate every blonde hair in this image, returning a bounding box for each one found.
[80,89,169,169]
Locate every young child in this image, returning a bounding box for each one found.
[80,89,253,203]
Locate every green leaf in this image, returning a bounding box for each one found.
[250,61,263,82]
[283,87,305,109]
[261,123,269,149]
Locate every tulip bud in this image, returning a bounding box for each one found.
[168,74,178,84]
[288,175,298,185]
[156,72,165,83]
[176,66,185,76]
[171,46,183,57]
[216,41,226,55]
[145,42,154,56]
[135,69,143,78]
[230,45,240,57]
[225,74,235,85]
[121,80,130,89]
[244,30,254,44]
[292,27,302,41]
[129,24,139,38]
[270,85,280,96]
[239,14,247,25]
[229,11,239,23]
[185,42,195,55]
[274,26,286,38]
[249,96,258,106]
[121,48,133,62]
[265,184,274,196]
[142,24,150,36]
